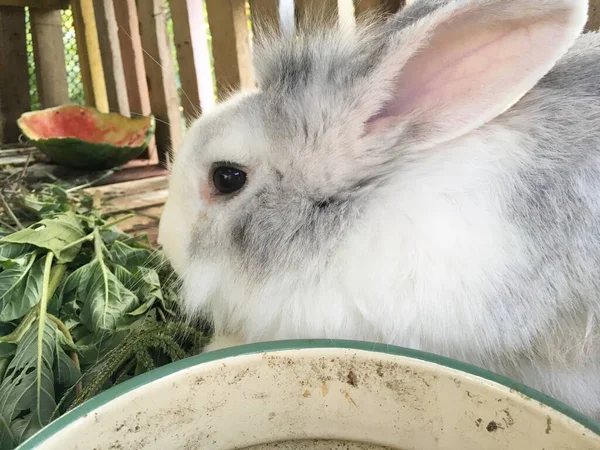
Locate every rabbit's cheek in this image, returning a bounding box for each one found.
[200,182,217,206]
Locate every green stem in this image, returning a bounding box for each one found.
[58,232,94,253]
[0,357,9,380]
[0,308,37,344]
[47,313,82,394]
[48,264,67,301]
[93,227,104,258]
[36,252,54,424]
[93,228,110,330]
[47,314,74,345]
[65,170,115,193]
[100,213,135,230]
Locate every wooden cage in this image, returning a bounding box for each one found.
[0,0,599,242]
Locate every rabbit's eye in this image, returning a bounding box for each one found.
[213,166,247,194]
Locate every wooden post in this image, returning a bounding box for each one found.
[113,0,157,163]
[70,0,93,106]
[587,0,600,31]
[249,0,280,38]
[136,0,183,161]
[295,0,355,27]
[168,0,203,121]
[94,0,129,116]
[71,0,109,112]
[205,0,254,99]
[30,8,70,108]
[0,6,30,143]
[354,0,404,16]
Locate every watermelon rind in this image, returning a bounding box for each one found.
[17,105,156,170]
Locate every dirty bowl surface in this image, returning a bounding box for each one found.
[19,340,600,449]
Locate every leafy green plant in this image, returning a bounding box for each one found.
[0,183,208,449]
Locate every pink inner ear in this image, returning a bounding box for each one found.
[365,9,570,141]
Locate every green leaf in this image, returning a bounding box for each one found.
[112,264,134,287]
[54,350,80,387]
[76,259,138,332]
[0,415,15,450]
[127,297,156,316]
[76,329,127,368]
[109,241,154,268]
[134,267,163,298]
[0,213,86,263]
[0,243,34,265]
[0,321,57,446]
[9,412,41,446]
[0,344,16,360]
[0,254,43,322]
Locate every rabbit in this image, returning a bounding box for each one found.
[158,0,600,419]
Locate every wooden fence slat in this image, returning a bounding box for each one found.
[70,0,93,105]
[249,0,280,37]
[295,0,335,23]
[0,6,31,143]
[295,0,355,27]
[354,0,404,16]
[113,0,150,116]
[113,0,157,163]
[72,0,109,112]
[30,7,70,108]
[0,0,68,8]
[587,0,600,31]
[205,0,254,99]
[94,0,130,116]
[169,0,202,121]
[185,0,215,113]
[136,0,183,161]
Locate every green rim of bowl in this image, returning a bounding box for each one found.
[19,339,600,448]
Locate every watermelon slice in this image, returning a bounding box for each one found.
[17,105,155,170]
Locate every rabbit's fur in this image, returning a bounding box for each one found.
[158,0,600,418]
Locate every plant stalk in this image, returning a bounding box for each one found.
[36,252,54,424]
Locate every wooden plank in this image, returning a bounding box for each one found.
[587,0,600,31]
[113,0,150,116]
[84,175,169,214]
[94,0,130,116]
[295,0,337,20]
[249,0,280,37]
[0,0,69,8]
[112,0,157,162]
[30,8,70,108]
[185,0,215,113]
[0,6,30,144]
[98,164,167,184]
[71,0,109,112]
[168,0,202,121]
[136,0,183,161]
[70,0,94,105]
[205,0,254,99]
[295,0,336,24]
[85,177,168,245]
[0,146,37,167]
[354,0,404,16]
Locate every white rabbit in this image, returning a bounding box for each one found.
[158,0,600,419]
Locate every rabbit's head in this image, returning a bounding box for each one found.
[158,0,587,337]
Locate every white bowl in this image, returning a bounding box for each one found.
[20,340,600,449]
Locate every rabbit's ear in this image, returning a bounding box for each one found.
[362,0,588,146]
